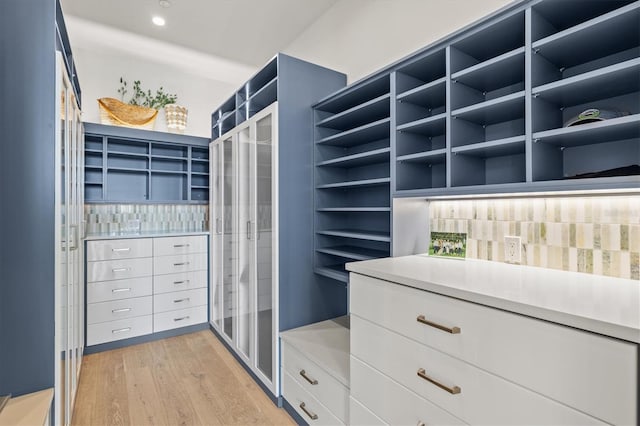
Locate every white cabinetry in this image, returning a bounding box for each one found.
[349,272,638,425]
[210,103,278,394]
[85,234,208,347]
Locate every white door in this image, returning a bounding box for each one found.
[209,141,223,330]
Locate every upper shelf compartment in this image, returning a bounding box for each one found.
[315,74,390,115]
[449,11,525,74]
[531,2,640,87]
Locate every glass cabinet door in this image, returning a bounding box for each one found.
[255,112,274,381]
[222,136,234,341]
[210,142,222,329]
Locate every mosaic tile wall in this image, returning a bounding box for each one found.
[429,195,639,280]
[85,204,209,235]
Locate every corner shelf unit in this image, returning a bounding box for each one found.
[83,123,210,204]
[314,75,392,284]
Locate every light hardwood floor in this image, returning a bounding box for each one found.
[72,330,295,426]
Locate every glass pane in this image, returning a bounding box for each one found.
[255,113,273,380]
[222,137,234,340]
[58,83,68,426]
[237,127,253,358]
[211,143,222,328]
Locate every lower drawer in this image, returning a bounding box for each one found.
[351,355,464,426]
[87,315,152,346]
[87,296,152,325]
[153,270,208,294]
[349,397,385,426]
[352,315,604,425]
[282,341,349,424]
[153,288,208,314]
[282,370,344,426]
[87,276,152,303]
[153,253,207,276]
[153,305,207,332]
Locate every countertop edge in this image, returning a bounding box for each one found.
[84,231,210,240]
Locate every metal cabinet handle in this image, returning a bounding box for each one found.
[112,327,131,334]
[173,298,190,303]
[112,267,131,273]
[246,220,252,240]
[299,402,318,420]
[299,370,318,385]
[173,262,190,266]
[174,316,190,322]
[417,368,461,394]
[173,244,190,248]
[173,280,190,285]
[416,315,460,334]
[112,288,131,293]
[112,247,131,252]
[216,218,222,235]
[112,308,132,313]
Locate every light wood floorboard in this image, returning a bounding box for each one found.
[72,330,295,426]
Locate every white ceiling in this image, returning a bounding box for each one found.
[59,0,340,67]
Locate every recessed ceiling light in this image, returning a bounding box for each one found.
[152,16,166,26]
[159,0,172,7]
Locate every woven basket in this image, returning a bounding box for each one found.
[165,104,188,134]
[98,97,158,130]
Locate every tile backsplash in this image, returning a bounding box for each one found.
[85,204,209,234]
[429,196,639,280]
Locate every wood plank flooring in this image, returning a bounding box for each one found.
[72,330,295,426]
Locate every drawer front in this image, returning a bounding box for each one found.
[350,274,637,425]
[282,370,344,426]
[87,238,152,261]
[87,276,152,303]
[87,296,152,325]
[153,253,207,276]
[153,235,207,257]
[87,315,152,346]
[87,257,152,283]
[154,270,208,294]
[153,288,208,314]
[153,305,207,332]
[351,315,604,426]
[349,397,385,426]
[282,342,349,423]
[351,356,465,426]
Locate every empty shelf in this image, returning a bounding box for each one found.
[533,114,640,148]
[452,136,525,157]
[397,113,446,136]
[397,148,447,163]
[317,118,391,146]
[316,75,390,113]
[316,245,389,261]
[317,94,390,130]
[315,266,349,283]
[317,148,390,168]
[452,91,525,125]
[317,229,391,242]
[317,177,390,189]
[249,76,277,110]
[107,151,149,158]
[316,207,390,212]
[452,47,525,92]
[397,77,446,109]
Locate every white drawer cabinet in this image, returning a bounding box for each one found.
[87,277,152,303]
[87,257,153,283]
[153,253,207,276]
[283,370,344,426]
[86,296,152,325]
[153,288,207,314]
[153,270,207,294]
[87,238,152,261]
[153,235,207,257]
[351,274,637,425]
[349,396,385,426]
[153,305,207,332]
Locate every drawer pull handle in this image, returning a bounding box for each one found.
[299,402,318,421]
[174,316,190,322]
[112,288,131,293]
[112,308,132,313]
[299,370,318,385]
[112,327,131,334]
[173,280,190,285]
[417,368,461,395]
[173,298,190,303]
[417,315,460,334]
[112,247,131,252]
[173,244,190,248]
[112,267,131,273]
[174,262,190,266]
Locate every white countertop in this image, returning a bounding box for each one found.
[84,230,209,240]
[280,316,350,387]
[346,256,640,343]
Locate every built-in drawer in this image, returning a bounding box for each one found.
[282,370,344,426]
[153,253,207,276]
[153,270,207,294]
[350,356,464,426]
[350,273,637,425]
[87,276,153,304]
[153,235,207,257]
[87,296,152,325]
[153,305,207,332]
[87,257,152,283]
[351,315,604,426]
[153,288,207,314]
[87,315,152,346]
[349,396,385,426]
[87,238,152,261]
[282,341,349,424]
